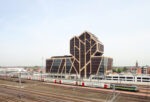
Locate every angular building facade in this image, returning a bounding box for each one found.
[46,31,113,78]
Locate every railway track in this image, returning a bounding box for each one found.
[0,93,23,102]
[0,77,150,102]
[43,82,150,102]
[45,82,150,97]
[0,84,103,102]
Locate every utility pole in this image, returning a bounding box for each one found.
[41,57,44,81]
[113,84,116,101]
[5,68,7,79]
[18,72,22,100]
[107,84,120,102]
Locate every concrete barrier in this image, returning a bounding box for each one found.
[54,80,57,83]
[59,80,61,84]
[82,82,84,86]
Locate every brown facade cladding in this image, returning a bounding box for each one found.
[46,31,113,78]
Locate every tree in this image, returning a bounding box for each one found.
[117,68,121,73]
[122,67,128,72]
[113,68,117,73]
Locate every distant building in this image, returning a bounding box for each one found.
[136,68,141,74]
[46,31,113,78]
[130,67,137,74]
[0,67,27,73]
[141,66,150,74]
[130,65,150,75]
[26,67,45,73]
[136,60,138,68]
[147,68,150,74]
[28,68,33,72]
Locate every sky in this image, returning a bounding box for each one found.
[0,0,150,66]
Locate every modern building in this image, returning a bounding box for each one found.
[46,31,113,78]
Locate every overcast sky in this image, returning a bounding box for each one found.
[0,0,150,66]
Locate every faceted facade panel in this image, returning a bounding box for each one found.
[51,59,61,73]
[66,59,72,73]
[99,57,106,75]
[58,59,65,73]
[85,32,91,41]
[79,33,85,42]
[75,37,79,48]
[86,63,90,77]
[86,40,90,52]
[91,39,96,47]
[81,69,84,77]
[80,42,85,68]
[71,67,76,74]
[91,44,97,55]
[75,47,79,60]
[107,58,113,71]
[86,51,90,63]
[91,57,102,74]
[46,60,53,73]
[74,60,79,73]
[70,38,74,56]
[98,43,104,53]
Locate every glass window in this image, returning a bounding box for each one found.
[51,59,61,73]
[66,59,72,73]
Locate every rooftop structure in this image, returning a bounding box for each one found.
[0,67,26,72]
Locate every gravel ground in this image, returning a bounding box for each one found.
[0,78,149,102]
